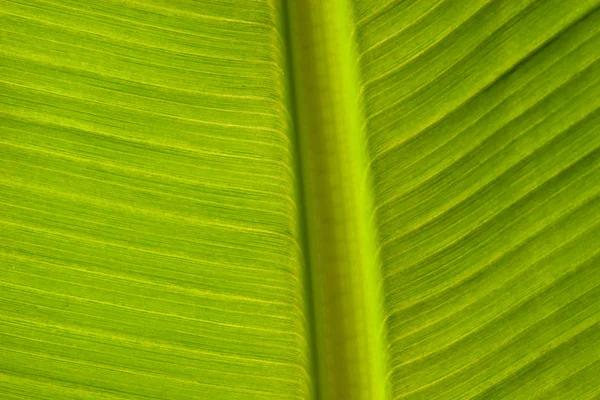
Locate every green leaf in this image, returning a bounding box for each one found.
[1,0,599,399]
[0,1,311,399]
[355,1,600,399]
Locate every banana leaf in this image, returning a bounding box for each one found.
[1,0,598,399]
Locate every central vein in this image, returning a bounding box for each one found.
[283,1,389,398]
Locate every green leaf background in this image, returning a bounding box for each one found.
[1,0,598,399]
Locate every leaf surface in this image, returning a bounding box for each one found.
[1,0,599,399]
[0,1,312,399]
[352,0,600,398]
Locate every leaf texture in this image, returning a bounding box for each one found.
[0,1,312,399]
[352,0,600,398]
[1,0,599,399]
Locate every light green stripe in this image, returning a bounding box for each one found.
[286,1,388,398]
